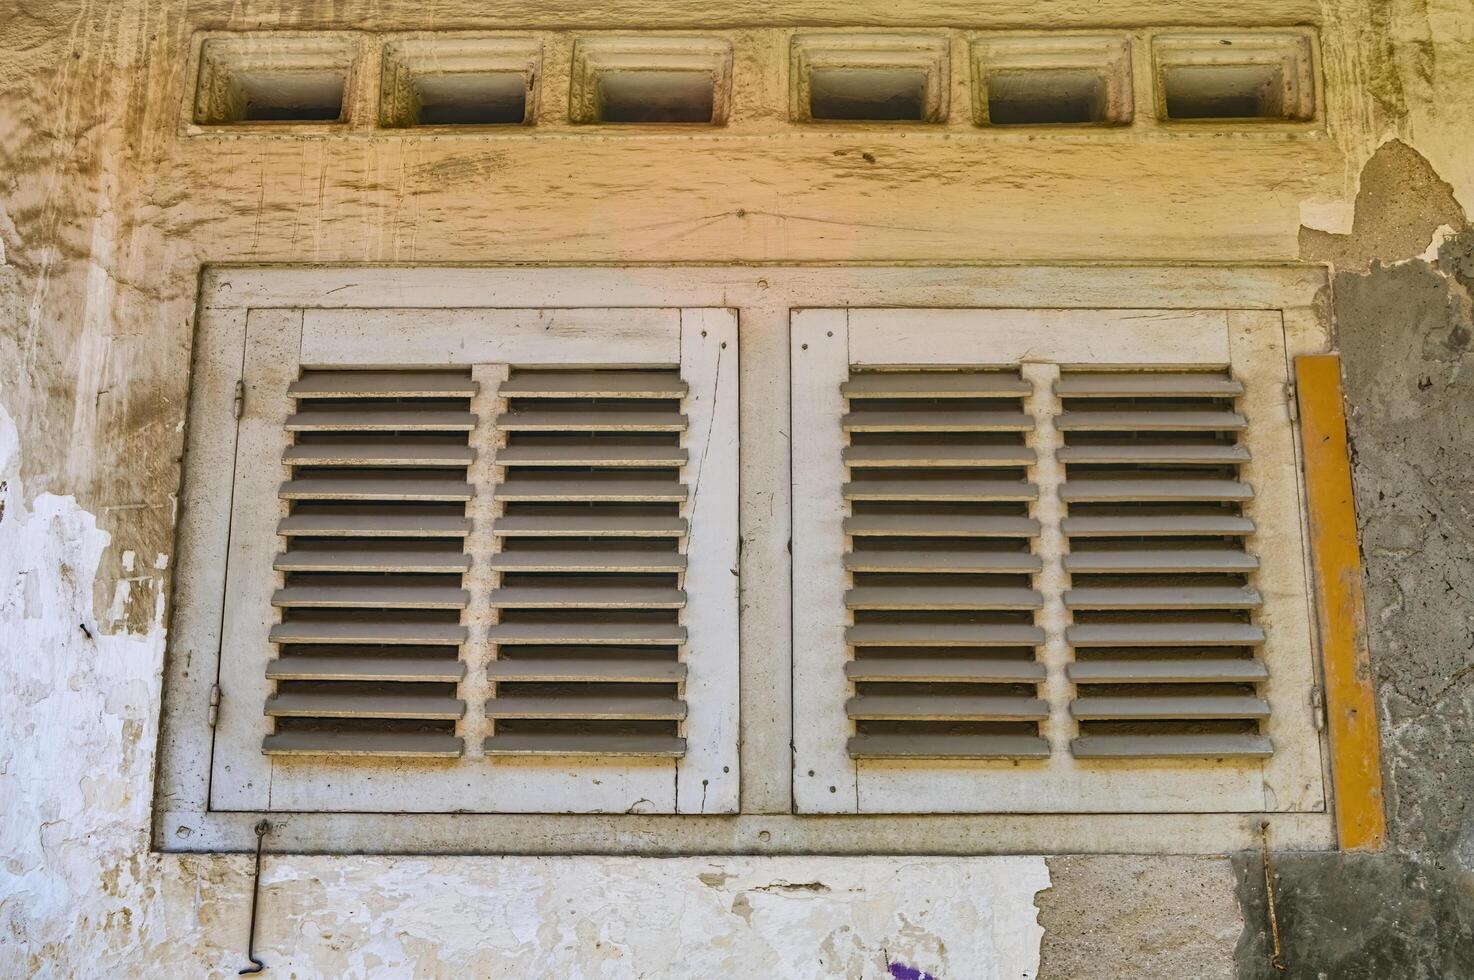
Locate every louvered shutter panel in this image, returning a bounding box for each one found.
[1057,371,1272,759]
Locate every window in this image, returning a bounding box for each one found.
[790,307,1323,813]
[189,305,739,814]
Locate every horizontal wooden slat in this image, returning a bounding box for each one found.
[495,477,687,503]
[1060,478,1252,502]
[843,409,1032,432]
[1056,409,1246,431]
[496,409,686,432]
[487,659,687,683]
[289,371,478,399]
[283,442,476,467]
[269,620,468,646]
[485,695,687,720]
[272,585,469,609]
[844,514,1040,538]
[275,549,471,573]
[843,444,1036,468]
[1071,733,1274,758]
[1061,515,1255,537]
[845,657,1046,683]
[1057,443,1250,465]
[492,514,687,538]
[1067,659,1269,683]
[1064,585,1262,610]
[483,733,686,757]
[280,477,473,502]
[846,585,1043,610]
[266,656,467,682]
[844,550,1042,573]
[846,694,1049,721]
[847,733,1051,759]
[286,408,478,432]
[265,693,466,720]
[1063,548,1259,573]
[1066,622,1267,647]
[1054,373,1244,398]
[1070,695,1271,720]
[843,477,1038,502]
[263,731,464,757]
[278,514,472,538]
[495,443,687,467]
[486,622,687,645]
[489,550,685,573]
[489,585,686,609]
[846,623,1045,647]
[498,371,687,399]
[841,372,1031,398]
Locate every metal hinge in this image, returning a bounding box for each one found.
[233,380,245,420]
[207,683,221,728]
[1285,383,1299,422]
[1310,685,1325,731]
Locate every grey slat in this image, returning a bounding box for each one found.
[1054,373,1244,398]
[1063,548,1259,573]
[1059,478,1252,502]
[1071,733,1274,758]
[843,444,1036,468]
[486,622,687,645]
[844,514,1040,538]
[1066,623,1267,647]
[846,694,1049,721]
[489,550,685,573]
[487,659,687,683]
[289,371,478,399]
[843,478,1038,502]
[845,657,1046,682]
[846,585,1043,610]
[841,372,1031,398]
[263,731,464,757]
[844,550,1042,573]
[496,409,686,432]
[495,477,687,503]
[287,408,477,432]
[266,656,467,682]
[269,620,468,646]
[280,477,473,502]
[1057,443,1250,465]
[495,444,688,467]
[845,623,1045,647]
[265,693,466,720]
[1067,659,1269,683]
[283,442,476,467]
[278,514,472,538]
[843,409,1032,432]
[1065,585,1262,610]
[492,514,687,538]
[484,733,686,757]
[1062,515,1255,537]
[272,585,469,609]
[489,585,686,609]
[498,371,687,399]
[847,733,1051,759]
[275,549,471,573]
[485,695,687,720]
[1055,409,1246,431]
[1070,695,1270,720]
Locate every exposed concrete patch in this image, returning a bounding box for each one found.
[1037,856,1241,980]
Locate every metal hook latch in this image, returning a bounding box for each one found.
[239,819,271,975]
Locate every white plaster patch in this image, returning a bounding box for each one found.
[0,394,1052,978]
[1299,197,1357,235]
[1421,223,1458,262]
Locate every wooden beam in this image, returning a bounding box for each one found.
[1295,354,1386,851]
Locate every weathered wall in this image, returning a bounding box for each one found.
[0,0,1470,977]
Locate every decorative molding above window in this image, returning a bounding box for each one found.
[789,33,950,123]
[379,37,541,128]
[568,36,734,125]
[970,35,1134,127]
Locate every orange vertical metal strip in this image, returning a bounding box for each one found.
[1295,354,1386,850]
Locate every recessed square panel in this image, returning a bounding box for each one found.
[193,36,356,125]
[569,37,733,125]
[971,35,1133,127]
[379,38,540,128]
[791,34,950,123]
[1153,32,1317,122]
